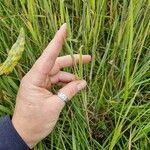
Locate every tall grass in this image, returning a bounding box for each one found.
[0,0,150,149]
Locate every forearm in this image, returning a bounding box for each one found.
[0,115,30,150]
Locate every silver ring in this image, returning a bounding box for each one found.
[57,91,69,103]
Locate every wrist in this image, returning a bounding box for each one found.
[11,116,36,149]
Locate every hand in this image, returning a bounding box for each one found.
[12,23,91,148]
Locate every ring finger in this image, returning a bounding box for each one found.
[50,71,76,85]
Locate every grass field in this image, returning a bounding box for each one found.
[0,0,150,149]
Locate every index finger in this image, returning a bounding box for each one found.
[32,23,67,75]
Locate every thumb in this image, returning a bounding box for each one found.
[57,80,87,102]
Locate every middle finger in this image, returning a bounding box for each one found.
[50,54,91,75]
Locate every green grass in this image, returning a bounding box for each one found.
[0,0,150,149]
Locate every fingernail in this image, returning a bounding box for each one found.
[60,23,67,29]
[77,80,87,91]
[59,23,67,38]
[88,55,92,60]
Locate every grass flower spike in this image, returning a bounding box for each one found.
[0,28,25,75]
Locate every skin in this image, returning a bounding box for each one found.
[12,23,91,148]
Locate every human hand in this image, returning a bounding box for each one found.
[12,23,91,148]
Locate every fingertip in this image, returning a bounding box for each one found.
[59,23,67,38]
[77,80,87,91]
[83,55,92,63]
[86,55,92,61]
[61,23,67,29]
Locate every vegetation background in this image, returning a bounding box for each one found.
[0,0,150,149]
